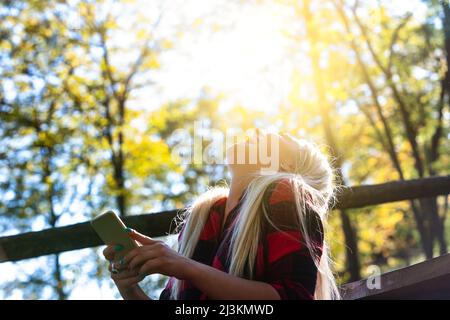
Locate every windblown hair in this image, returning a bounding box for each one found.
[170,138,340,300]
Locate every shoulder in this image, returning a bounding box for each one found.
[261,179,298,231]
[178,194,227,231]
[262,178,324,244]
[262,178,299,226]
[210,196,227,212]
[263,178,296,206]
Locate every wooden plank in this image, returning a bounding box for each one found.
[0,210,179,263]
[336,175,450,209]
[0,175,449,263]
[340,253,450,299]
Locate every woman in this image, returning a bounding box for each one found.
[103,130,340,300]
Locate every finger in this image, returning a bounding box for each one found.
[110,263,136,278]
[115,275,143,287]
[110,260,128,272]
[103,245,116,261]
[123,244,156,265]
[126,228,156,245]
[123,246,145,265]
[108,262,117,273]
[111,269,139,280]
[139,258,164,277]
[128,247,160,271]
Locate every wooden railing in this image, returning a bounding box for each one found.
[0,175,449,299]
[0,175,449,263]
[340,253,450,299]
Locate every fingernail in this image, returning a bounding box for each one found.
[119,258,125,266]
[124,227,133,233]
[114,244,124,251]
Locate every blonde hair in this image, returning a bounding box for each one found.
[170,138,340,300]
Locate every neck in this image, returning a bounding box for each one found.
[225,173,255,216]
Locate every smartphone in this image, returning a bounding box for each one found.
[91,210,139,260]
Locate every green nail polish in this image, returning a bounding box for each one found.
[119,258,125,266]
[114,244,124,251]
[124,227,133,233]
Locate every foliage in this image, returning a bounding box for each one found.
[0,0,449,298]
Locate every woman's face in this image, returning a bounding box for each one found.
[226,130,299,176]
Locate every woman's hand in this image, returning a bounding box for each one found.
[108,229,279,300]
[124,229,194,280]
[103,244,149,300]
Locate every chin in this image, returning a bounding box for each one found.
[226,141,261,175]
[225,141,248,164]
[225,143,240,172]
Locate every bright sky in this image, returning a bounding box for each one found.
[0,0,430,300]
[122,0,295,116]
[156,1,292,111]
[135,0,428,113]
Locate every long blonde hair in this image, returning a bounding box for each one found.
[171,138,340,300]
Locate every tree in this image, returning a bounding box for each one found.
[1,0,230,299]
[0,0,88,298]
[332,0,449,258]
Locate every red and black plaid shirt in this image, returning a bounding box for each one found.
[160,179,324,300]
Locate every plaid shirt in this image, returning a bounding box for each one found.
[160,179,324,300]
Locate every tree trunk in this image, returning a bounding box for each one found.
[116,99,126,217]
[411,200,434,259]
[302,0,361,280]
[339,209,361,281]
[333,0,448,261]
[53,253,67,300]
